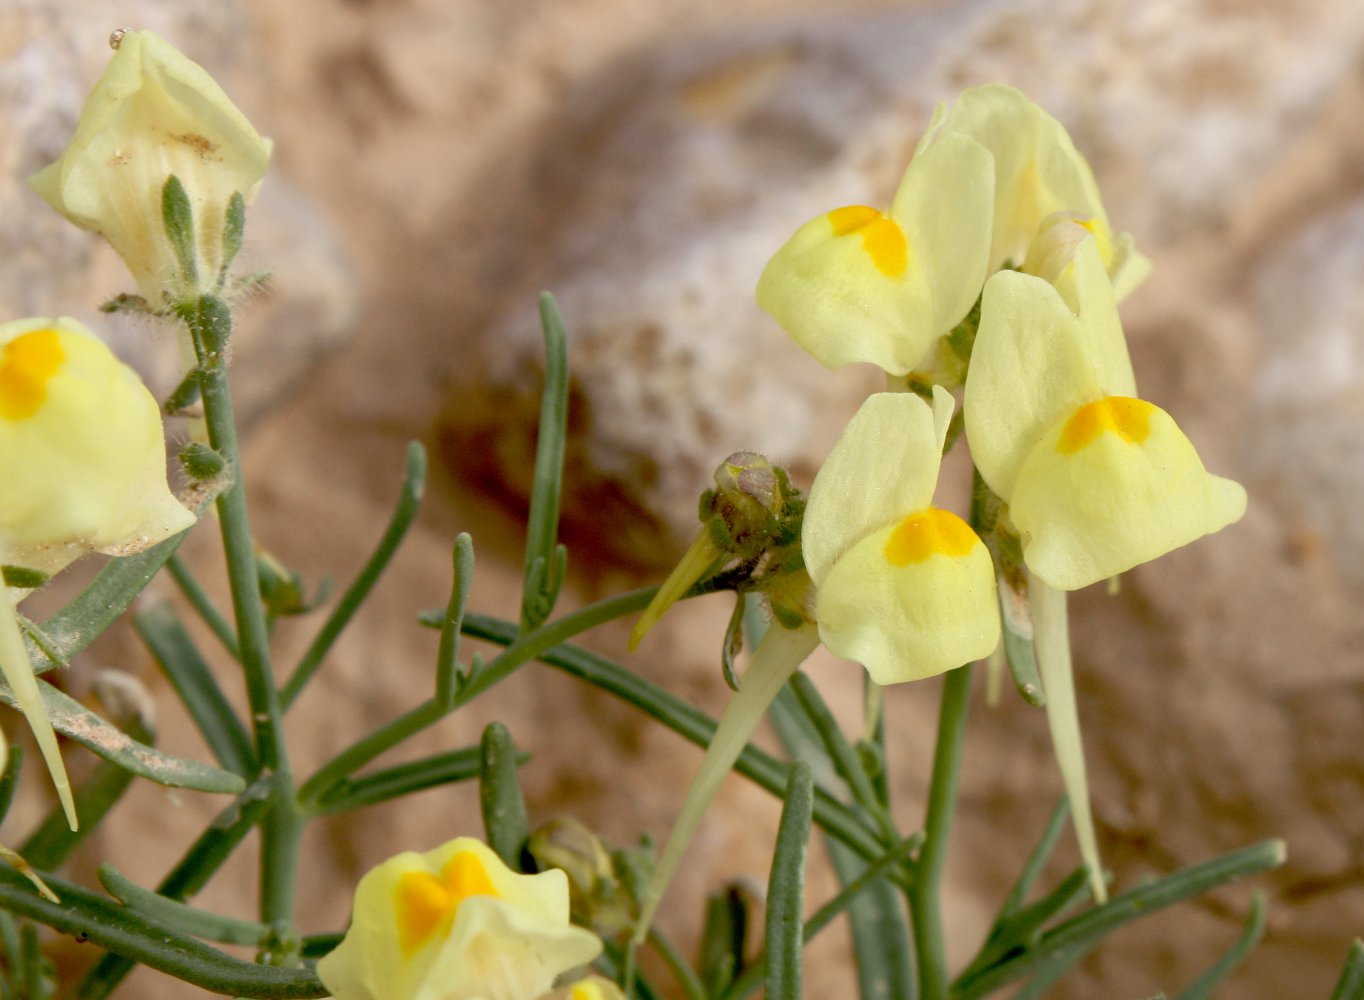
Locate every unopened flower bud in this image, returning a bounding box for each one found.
[704,451,783,555]
[30,30,271,306]
[527,817,635,936]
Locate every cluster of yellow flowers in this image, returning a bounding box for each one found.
[758,84,1247,902]
[761,84,1245,686]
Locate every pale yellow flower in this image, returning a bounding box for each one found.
[964,236,1244,591]
[0,316,194,830]
[30,29,271,305]
[922,84,1148,294]
[316,838,603,1000]
[537,976,626,1000]
[803,388,999,683]
[756,130,993,375]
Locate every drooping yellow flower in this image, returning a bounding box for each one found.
[0,316,195,830]
[316,837,603,1000]
[756,128,993,375]
[30,29,271,306]
[803,388,999,683]
[964,236,1245,591]
[922,84,1148,295]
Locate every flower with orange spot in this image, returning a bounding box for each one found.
[30,29,271,306]
[803,387,999,683]
[756,124,993,375]
[0,316,194,831]
[964,234,1245,591]
[316,837,603,1000]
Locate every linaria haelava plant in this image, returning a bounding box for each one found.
[0,25,1331,1000]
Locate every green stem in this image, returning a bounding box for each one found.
[180,296,295,935]
[913,665,973,1000]
[181,296,283,775]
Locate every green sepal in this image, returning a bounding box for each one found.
[1,566,48,590]
[161,174,199,288]
[220,191,246,276]
[179,442,224,480]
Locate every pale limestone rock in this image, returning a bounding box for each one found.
[1251,196,1364,584]
[455,0,1364,559]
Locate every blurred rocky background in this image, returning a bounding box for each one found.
[4,0,1364,995]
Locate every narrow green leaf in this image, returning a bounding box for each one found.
[1329,939,1364,1000]
[699,886,751,998]
[0,908,18,985]
[310,746,493,815]
[0,866,325,998]
[0,745,22,826]
[766,761,813,1000]
[999,583,1045,706]
[163,370,203,416]
[962,867,1090,982]
[721,833,922,1000]
[28,529,192,675]
[98,864,269,947]
[0,679,245,794]
[135,601,253,775]
[19,922,52,1000]
[998,796,1071,920]
[789,671,897,842]
[480,723,530,868]
[647,927,708,1000]
[767,684,915,1000]
[953,840,1286,999]
[161,174,199,287]
[1175,891,1267,1000]
[20,705,154,871]
[282,441,426,709]
[76,784,271,998]
[166,555,240,660]
[720,593,747,692]
[455,611,893,881]
[520,292,571,632]
[435,534,475,709]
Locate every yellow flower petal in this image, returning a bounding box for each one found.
[0,317,195,576]
[756,206,932,373]
[29,30,271,304]
[815,511,999,684]
[928,84,1109,272]
[888,131,994,339]
[964,237,1134,502]
[317,837,601,1000]
[803,393,944,586]
[1010,397,1247,590]
[757,130,992,376]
